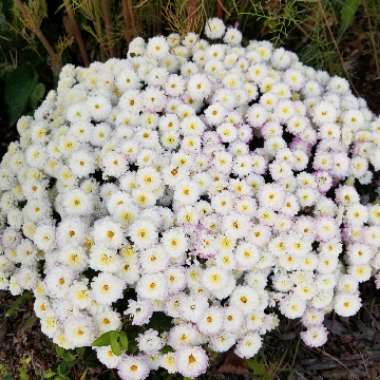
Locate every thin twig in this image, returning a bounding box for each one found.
[64,0,89,66]
[317,348,354,376]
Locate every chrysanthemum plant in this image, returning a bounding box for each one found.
[0,17,380,379]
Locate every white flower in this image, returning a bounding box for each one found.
[258,184,285,210]
[280,295,306,319]
[96,346,122,369]
[175,346,208,378]
[147,36,169,59]
[136,273,167,301]
[126,300,153,326]
[102,151,127,178]
[230,286,259,314]
[197,306,224,335]
[139,245,168,273]
[301,325,328,348]
[91,272,125,304]
[136,328,164,355]
[118,356,150,380]
[224,27,242,45]
[62,189,93,216]
[93,217,125,249]
[69,150,95,178]
[334,293,361,317]
[90,245,122,272]
[202,266,230,294]
[235,332,262,359]
[87,95,112,121]
[313,101,337,125]
[180,293,209,323]
[174,180,200,205]
[187,74,211,100]
[235,242,260,270]
[64,315,96,348]
[45,265,75,298]
[247,104,268,127]
[204,18,226,40]
[117,68,140,91]
[166,266,187,293]
[160,352,177,374]
[129,220,158,249]
[33,224,56,251]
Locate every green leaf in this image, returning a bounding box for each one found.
[3,66,37,125]
[110,331,122,356]
[18,368,29,380]
[56,361,74,379]
[5,292,32,317]
[54,347,76,363]
[18,356,32,380]
[92,331,113,347]
[246,359,271,380]
[119,331,129,351]
[29,82,46,110]
[43,369,56,379]
[92,330,128,355]
[339,0,361,36]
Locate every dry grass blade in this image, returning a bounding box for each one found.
[13,0,61,74]
[317,0,359,96]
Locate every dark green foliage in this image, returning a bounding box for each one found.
[3,66,45,125]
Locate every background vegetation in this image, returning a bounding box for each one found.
[0,0,380,379]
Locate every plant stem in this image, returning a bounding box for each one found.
[64,0,89,66]
[187,0,198,32]
[101,0,114,57]
[216,0,224,18]
[122,0,136,43]
[93,0,105,61]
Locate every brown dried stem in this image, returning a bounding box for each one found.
[122,0,136,43]
[101,0,114,57]
[216,0,224,18]
[63,0,89,66]
[186,0,198,32]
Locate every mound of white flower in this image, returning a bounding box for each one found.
[0,17,380,379]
